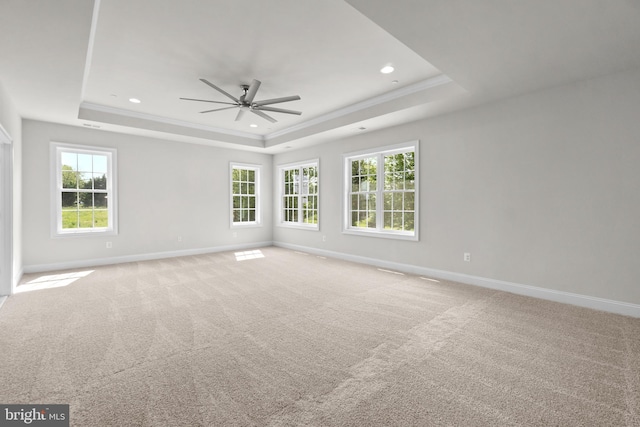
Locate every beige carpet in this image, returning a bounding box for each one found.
[1,246,639,426]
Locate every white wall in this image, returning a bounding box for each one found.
[0,79,22,295]
[22,120,273,269]
[273,68,640,306]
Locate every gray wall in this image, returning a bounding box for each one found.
[273,68,640,305]
[22,120,273,268]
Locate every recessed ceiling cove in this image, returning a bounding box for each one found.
[79,0,452,148]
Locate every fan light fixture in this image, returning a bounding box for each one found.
[180,78,301,123]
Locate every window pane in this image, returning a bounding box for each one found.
[232,182,240,194]
[241,210,248,221]
[384,212,392,229]
[95,193,108,208]
[392,212,403,230]
[368,194,376,210]
[351,212,358,227]
[358,211,367,226]
[367,213,376,228]
[78,208,94,228]
[240,169,248,181]
[61,152,77,170]
[249,196,255,209]
[62,168,77,189]
[79,192,93,208]
[248,183,255,195]
[383,193,392,210]
[393,192,403,210]
[249,210,256,222]
[61,210,78,229]
[93,173,107,190]
[94,209,108,228]
[369,172,377,191]
[62,191,77,209]
[93,155,108,174]
[404,192,415,210]
[405,151,415,171]
[77,154,93,172]
[351,194,358,210]
[405,170,415,190]
[404,212,414,232]
[233,196,240,209]
[79,172,93,189]
[248,169,255,181]
[241,183,248,194]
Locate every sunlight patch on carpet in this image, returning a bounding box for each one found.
[235,249,265,262]
[16,270,95,293]
[377,268,404,275]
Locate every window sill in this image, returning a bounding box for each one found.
[342,228,418,241]
[277,222,319,231]
[231,222,262,229]
[53,228,117,239]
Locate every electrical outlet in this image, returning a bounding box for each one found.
[463,252,471,262]
[106,242,112,249]
[322,235,326,242]
[177,236,182,242]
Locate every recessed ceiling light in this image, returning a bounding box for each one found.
[358,126,367,131]
[380,65,395,74]
[391,80,399,84]
[129,98,141,104]
[250,124,258,128]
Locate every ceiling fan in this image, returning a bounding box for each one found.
[180,78,301,123]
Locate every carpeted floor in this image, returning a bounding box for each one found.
[1,246,639,426]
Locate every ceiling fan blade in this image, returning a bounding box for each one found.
[180,97,237,105]
[244,79,261,104]
[200,78,239,103]
[235,109,246,121]
[256,106,302,115]
[199,106,238,114]
[250,109,277,123]
[252,95,301,107]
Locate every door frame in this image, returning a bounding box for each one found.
[0,123,13,296]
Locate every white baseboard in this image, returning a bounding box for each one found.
[12,267,23,293]
[22,241,274,274]
[273,241,640,318]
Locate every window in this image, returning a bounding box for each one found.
[344,141,418,240]
[231,163,260,226]
[51,143,117,237]
[278,160,319,229]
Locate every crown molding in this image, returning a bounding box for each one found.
[79,102,263,141]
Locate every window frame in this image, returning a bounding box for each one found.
[277,159,320,230]
[230,162,262,228]
[50,142,118,238]
[343,140,419,241]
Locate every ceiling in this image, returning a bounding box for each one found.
[2,0,640,153]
